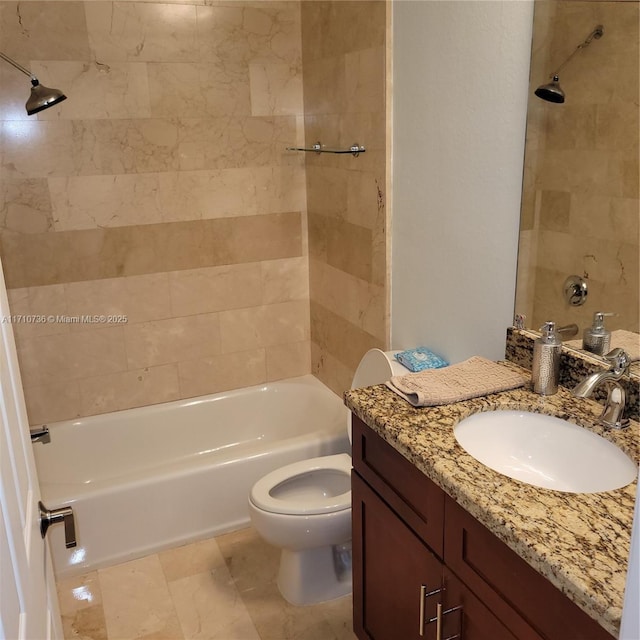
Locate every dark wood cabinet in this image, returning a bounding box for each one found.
[353,472,442,640]
[351,415,615,640]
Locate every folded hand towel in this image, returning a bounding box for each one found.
[386,356,527,407]
[394,347,449,372]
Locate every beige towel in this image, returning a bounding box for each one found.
[565,329,640,361]
[386,356,527,407]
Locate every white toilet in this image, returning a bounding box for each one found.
[248,349,410,605]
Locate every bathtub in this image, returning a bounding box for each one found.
[33,374,350,579]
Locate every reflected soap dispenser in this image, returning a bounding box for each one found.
[532,322,562,395]
[583,312,613,356]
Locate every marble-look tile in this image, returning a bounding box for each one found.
[18,327,127,387]
[196,3,301,66]
[65,273,172,327]
[85,2,198,62]
[60,605,108,640]
[169,570,261,640]
[177,115,297,171]
[261,257,309,305]
[124,313,221,369]
[0,1,91,61]
[310,259,386,342]
[6,283,69,340]
[57,571,103,615]
[254,166,307,215]
[158,168,256,221]
[344,47,385,115]
[219,300,309,353]
[23,379,81,425]
[177,348,266,398]
[78,364,180,417]
[249,62,303,117]
[32,61,152,121]
[266,340,311,381]
[345,170,385,231]
[1,120,78,179]
[158,538,224,583]
[99,555,183,640]
[0,213,302,289]
[325,217,373,284]
[148,62,251,118]
[539,190,570,232]
[2,119,181,179]
[300,1,385,61]
[311,340,357,399]
[57,527,356,640]
[0,178,54,234]
[310,300,382,373]
[169,263,262,316]
[217,527,356,640]
[49,174,164,231]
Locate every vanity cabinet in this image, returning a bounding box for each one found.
[351,416,615,640]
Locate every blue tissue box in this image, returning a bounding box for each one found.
[394,347,449,373]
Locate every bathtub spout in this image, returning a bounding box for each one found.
[30,425,51,444]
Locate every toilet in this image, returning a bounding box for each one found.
[248,349,410,605]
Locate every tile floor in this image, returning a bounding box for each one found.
[57,527,357,640]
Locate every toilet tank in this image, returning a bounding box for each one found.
[348,349,411,442]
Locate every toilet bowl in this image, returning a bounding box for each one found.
[248,349,409,605]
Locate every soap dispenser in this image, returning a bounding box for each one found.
[583,312,613,356]
[532,322,561,395]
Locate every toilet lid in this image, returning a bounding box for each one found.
[250,453,352,516]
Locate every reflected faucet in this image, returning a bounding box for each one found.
[572,348,630,429]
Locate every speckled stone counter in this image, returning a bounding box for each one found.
[344,363,639,637]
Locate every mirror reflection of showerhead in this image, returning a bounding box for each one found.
[534,75,565,104]
[535,25,604,104]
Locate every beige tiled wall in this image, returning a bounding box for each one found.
[301,0,389,396]
[516,0,639,334]
[0,1,311,423]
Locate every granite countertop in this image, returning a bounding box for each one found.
[344,363,639,637]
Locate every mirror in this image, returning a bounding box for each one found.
[514,0,639,362]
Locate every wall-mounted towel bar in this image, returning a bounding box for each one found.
[285,141,366,157]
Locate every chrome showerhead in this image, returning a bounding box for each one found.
[534,25,604,105]
[0,51,67,115]
[26,78,67,115]
[534,75,565,104]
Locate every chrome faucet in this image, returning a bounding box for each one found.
[572,348,630,429]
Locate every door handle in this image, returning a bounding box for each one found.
[39,501,76,548]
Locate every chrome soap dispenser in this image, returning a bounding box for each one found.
[532,321,562,395]
[583,312,613,356]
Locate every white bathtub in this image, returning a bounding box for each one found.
[33,374,349,578]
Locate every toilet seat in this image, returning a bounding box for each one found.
[250,453,351,516]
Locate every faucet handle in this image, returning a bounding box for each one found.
[604,348,630,375]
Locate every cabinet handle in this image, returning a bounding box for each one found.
[419,585,427,636]
[420,585,444,636]
[430,604,463,640]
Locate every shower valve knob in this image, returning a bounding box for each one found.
[39,501,77,548]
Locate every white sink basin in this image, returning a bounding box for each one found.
[454,410,637,493]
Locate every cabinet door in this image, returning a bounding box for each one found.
[441,568,524,640]
[353,471,442,640]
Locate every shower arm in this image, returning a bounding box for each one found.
[0,51,39,85]
[547,25,604,79]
